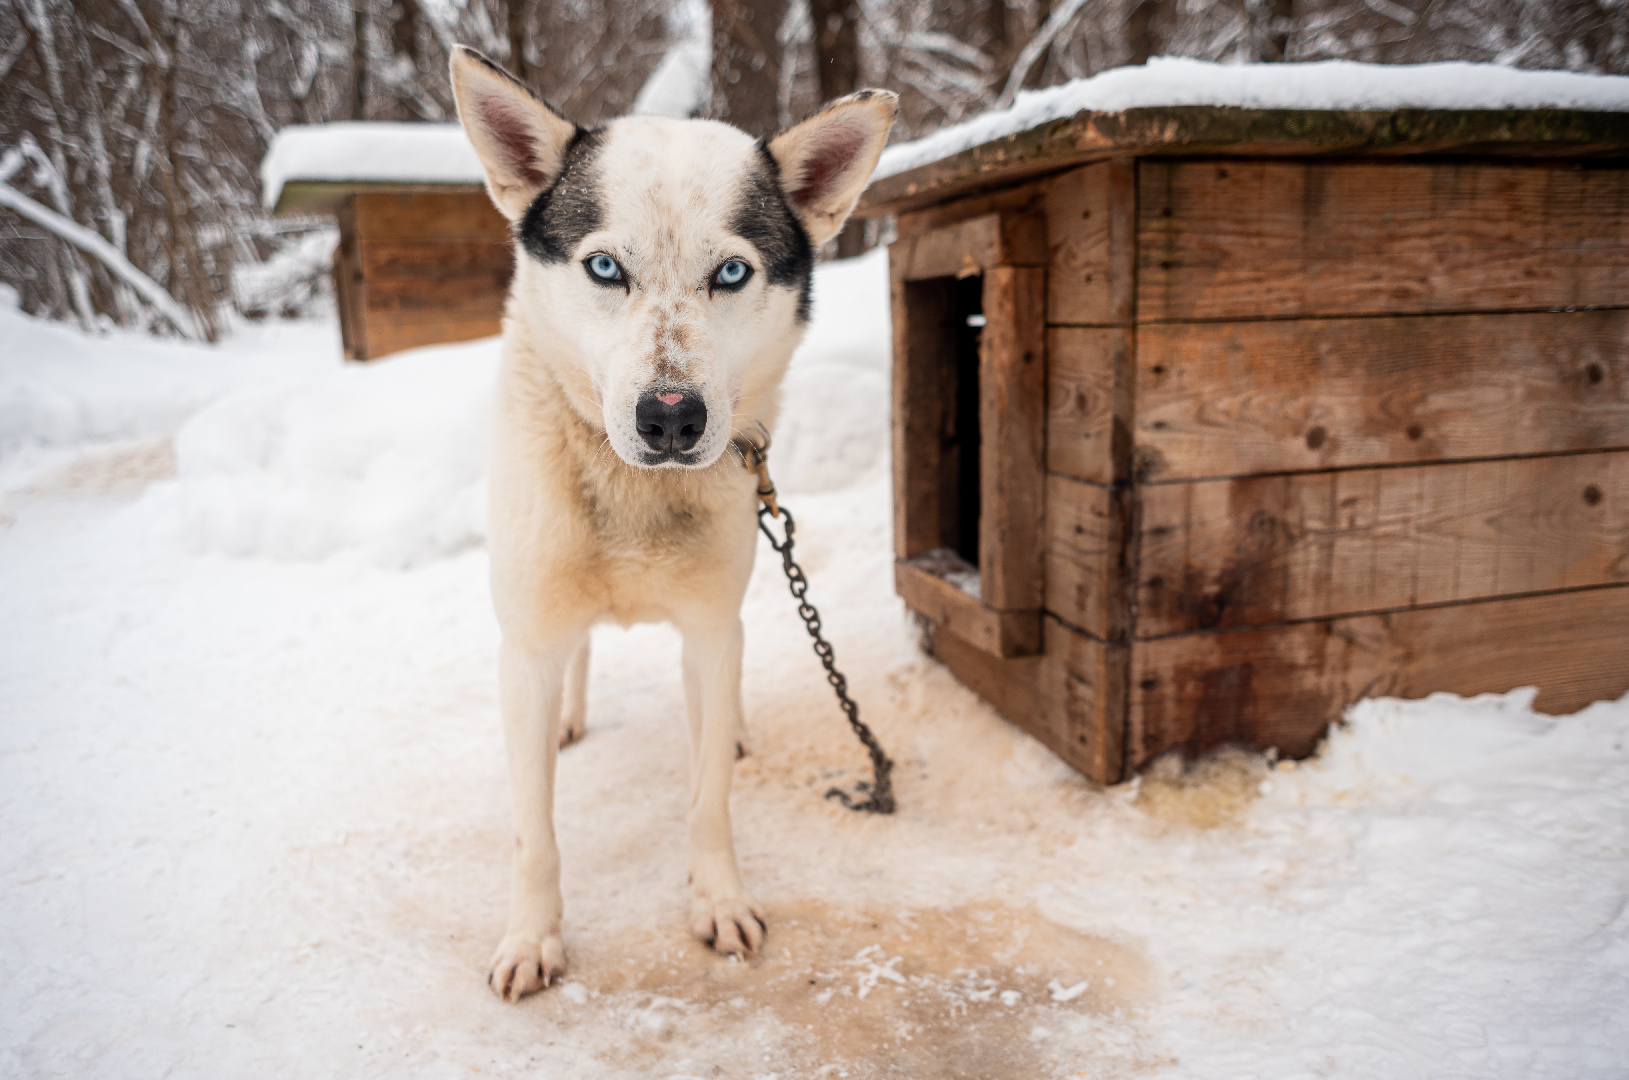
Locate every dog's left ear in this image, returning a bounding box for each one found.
[767,90,898,247]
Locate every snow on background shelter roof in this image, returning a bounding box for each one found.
[875,57,1629,181]
[259,122,486,210]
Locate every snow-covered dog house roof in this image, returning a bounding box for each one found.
[262,122,488,215]
[860,59,1629,786]
[261,123,506,361]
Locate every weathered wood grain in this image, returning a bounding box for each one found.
[1138,159,1629,321]
[1129,583,1629,769]
[1044,159,1136,326]
[1044,474,1126,642]
[1136,451,1629,637]
[359,238,513,283]
[894,180,1051,241]
[924,614,1126,784]
[1135,310,1629,482]
[891,273,957,560]
[362,316,504,359]
[353,191,510,242]
[333,198,367,360]
[979,266,1048,611]
[1047,326,1135,484]
[858,107,1629,218]
[896,560,1042,657]
[1037,616,1126,785]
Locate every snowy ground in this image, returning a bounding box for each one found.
[3,253,1628,1079]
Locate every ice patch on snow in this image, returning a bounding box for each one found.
[876,57,1629,182]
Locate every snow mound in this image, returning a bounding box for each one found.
[133,338,499,568]
[774,247,892,493]
[126,251,891,566]
[260,123,486,209]
[877,56,1629,181]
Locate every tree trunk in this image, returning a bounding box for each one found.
[809,0,866,257]
[1260,0,1296,61]
[506,0,528,86]
[350,0,368,120]
[1022,0,1052,90]
[709,0,786,139]
[1126,0,1175,65]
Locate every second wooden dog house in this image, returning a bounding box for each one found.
[263,123,511,361]
[858,102,1629,785]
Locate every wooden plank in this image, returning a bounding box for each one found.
[1044,160,1135,326]
[1136,310,1629,482]
[1037,617,1126,785]
[1128,584,1629,770]
[272,180,487,218]
[925,615,1125,785]
[1046,326,1135,484]
[1044,474,1130,642]
[979,266,1048,611]
[1138,159,1629,321]
[923,618,1044,731]
[892,211,1047,281]
[1136,452,1629,637]
[891,271,957,560]
[896,560,1041,658]
[333,197,367,361]
[362,316,504,359]
[894,179,1050,241]
[858,106,1629,218]
[361,273,512,314]
[359,238,514,283]
[352,190,511,242]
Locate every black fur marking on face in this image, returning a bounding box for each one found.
[518,128,607,265]
[734,143,814,323]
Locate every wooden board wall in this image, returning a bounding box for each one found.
[1134,310,1629,482]
[1122,156,1629,769]
[896,154,1629,784]
[1137,159,1629,322]
[340,191,512,360]
[1129,585,1629,765]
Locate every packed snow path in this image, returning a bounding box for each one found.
[2,257,1627,1078]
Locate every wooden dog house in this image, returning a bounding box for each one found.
[264,124,511,361]
[857,105,1629,785]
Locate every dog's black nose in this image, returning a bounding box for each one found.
[635,390,707,456]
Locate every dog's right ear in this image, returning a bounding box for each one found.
[449,45,579,222]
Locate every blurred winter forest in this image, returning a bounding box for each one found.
[2,0,1626,338]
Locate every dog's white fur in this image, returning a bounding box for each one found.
[449,46,896,1001]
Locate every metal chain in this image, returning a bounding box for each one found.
[757,502,896,815]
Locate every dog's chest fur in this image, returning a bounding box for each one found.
[489,356,759,634]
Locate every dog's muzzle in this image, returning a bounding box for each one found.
[635,388,707,464]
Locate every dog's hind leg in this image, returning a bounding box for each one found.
[488,634,579,1001]
[559,636,590,747]
[681,617,766,956]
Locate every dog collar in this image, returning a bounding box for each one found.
[731,422,779,518]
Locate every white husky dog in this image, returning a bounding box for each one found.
[447,46,897,1001]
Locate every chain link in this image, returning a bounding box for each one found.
[757,503,896,815]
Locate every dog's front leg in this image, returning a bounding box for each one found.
[488,636,577,1001]
[681,618,765,956]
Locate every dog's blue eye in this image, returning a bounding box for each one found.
[714,260,750,288]
[586,254,623,283]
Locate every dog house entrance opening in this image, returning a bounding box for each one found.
[949,274,982,570]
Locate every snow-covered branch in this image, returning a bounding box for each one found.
[0,168,202,340]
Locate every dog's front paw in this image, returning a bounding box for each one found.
[690,893,766,956]
[487,933,566,1002]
